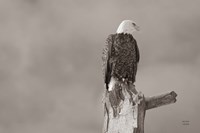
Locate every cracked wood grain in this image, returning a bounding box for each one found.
[102,86,177,133]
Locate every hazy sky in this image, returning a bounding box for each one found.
[0,0,199,133]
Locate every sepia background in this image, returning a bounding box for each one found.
[0,0,199,133]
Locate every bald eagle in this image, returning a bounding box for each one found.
[102,20,140,116]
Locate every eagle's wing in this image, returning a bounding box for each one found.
[135,39,140,63]
[102,34,113,90]
[102,34,140,88]
[132,38,140,82]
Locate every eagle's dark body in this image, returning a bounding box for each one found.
[102,33,140,117]
[102,33,140,89]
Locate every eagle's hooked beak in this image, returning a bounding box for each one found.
[134,25,140,31]
[132,23,140,31]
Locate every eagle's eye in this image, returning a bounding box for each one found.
[132,23,136,26]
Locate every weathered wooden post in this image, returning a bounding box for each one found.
[102,84,177,133]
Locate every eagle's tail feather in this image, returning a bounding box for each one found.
[108,80,124,117]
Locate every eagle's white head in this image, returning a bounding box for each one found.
[116,20,139,35]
